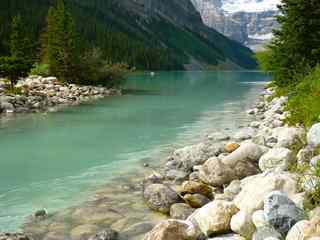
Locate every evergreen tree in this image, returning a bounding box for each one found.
[10,15,32,60]
[0,57,31,89]
[43,0,80,83]
[269,0,320,87]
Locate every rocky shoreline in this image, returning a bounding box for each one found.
[0,76,121,115]
[1,86,320,240]
[139,87,320,240]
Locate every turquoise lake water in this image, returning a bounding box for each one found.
[0,71,270,231]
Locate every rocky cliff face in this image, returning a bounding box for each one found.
[112,0,257,68]
[191,0,280,51]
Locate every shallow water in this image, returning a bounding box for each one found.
[0,71,270,232]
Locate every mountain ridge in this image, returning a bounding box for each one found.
[0,0,257,69]
[191,0,280,50]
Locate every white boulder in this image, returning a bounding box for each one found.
[259,147,296,171]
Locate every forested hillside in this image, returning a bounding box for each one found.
[0,0,257,70]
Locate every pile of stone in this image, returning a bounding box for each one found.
[0,76,121,114]
[141,87,320,240]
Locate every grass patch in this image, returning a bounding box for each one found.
[286,66,320,128]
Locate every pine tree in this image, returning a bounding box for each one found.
[0,15,32,89]
[269,0,320,87]
[10,15,32,60]
[43,0,80,83]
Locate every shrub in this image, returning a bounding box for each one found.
[78,48,130,87]
[30,63,50,76]
[0,56,32,89]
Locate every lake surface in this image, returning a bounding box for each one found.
[0,71,270,232]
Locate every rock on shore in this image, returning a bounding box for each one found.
[0,76,121,114]
[141,86,320,240]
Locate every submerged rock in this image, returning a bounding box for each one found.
[170,203,195,220]
[88,228,118,240]
[0,233,32,240]
[143,220,199,240]
[143,184,181,214]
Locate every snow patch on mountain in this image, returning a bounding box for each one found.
[222,0,280,14]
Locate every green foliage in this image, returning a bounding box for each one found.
[286,66,320,127]
[255,50,276,72]
[262,0,320,87]
[77,48,130,87]
[0,0,256,71]
[294,161,320,210]
[0,56,32,89]
[43,0,80,83]
[30,63,50,77]
[10,15,33,60]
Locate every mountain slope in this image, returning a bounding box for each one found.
[191,0,280,50]
[0,0,257,69]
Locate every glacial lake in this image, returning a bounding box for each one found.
[0,71,270,231]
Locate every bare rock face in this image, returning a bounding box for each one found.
[190,0,280,50]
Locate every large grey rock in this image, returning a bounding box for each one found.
[170,203,195,220]
[143,219,199,240]
[307,123,320,147]
[143,184,181,214]
[88,229,118,240]
[166,143,223,173]
[264,191,305,235]
[187,200,239,236]
[252,226,282,240]
[259,147,296,171]
[0,102,14,112]
[234,171,299,213]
